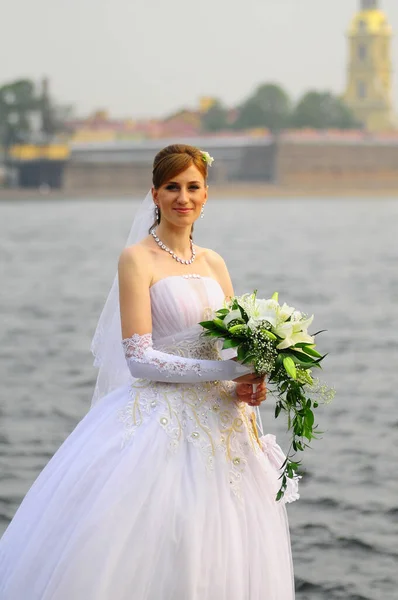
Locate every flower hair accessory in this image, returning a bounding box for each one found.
[201,151,214,167]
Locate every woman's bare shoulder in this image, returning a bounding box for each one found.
[119,237,154,263]
[200,247,228,269]
[118,240,155,280]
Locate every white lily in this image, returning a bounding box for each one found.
[290,310,303,322]
[256,299,279,325]
[275,315,315,349]
[278,302,296,322]
[274,321,294,340]
[277,331,315,350]
[237,292,258,316]
[298,314,314,332]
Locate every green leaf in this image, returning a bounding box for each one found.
[280,381,289,393]
[283,356,297,380]
[237,346,247,361]
[237,303,249,323]
[305,410,315,428]
[271,291,279,302]
[198,320,218,329]
[241,354,256,365]
[275,403,282,418]
[216,308,229,316]
[300,345,323,359]
[316,353,328,363]
[290,350,315,363]
[222,338,241,349]
[289,355,315,370]
[213,318,228,330]
[201,330,222,338]
[293,420,303,436]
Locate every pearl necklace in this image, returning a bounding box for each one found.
[151,228,196,265]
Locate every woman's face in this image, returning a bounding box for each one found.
[152,164,207,227]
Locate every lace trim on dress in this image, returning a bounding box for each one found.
[122,333,205,378]
[122,333,152,359]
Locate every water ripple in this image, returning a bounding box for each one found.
[1,197,398,600]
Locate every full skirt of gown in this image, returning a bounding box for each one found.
[0,275,298,599]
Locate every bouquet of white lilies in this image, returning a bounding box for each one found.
[199,291,335,501]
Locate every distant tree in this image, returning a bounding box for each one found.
[291,91,361,129]
[0,79,39,146]
[201,100,229,132]
[233,83,292,132]
[0,78,74,149]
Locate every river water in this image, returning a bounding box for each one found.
[1,196,397,599]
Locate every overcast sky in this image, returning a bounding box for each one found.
[2,0,398,119]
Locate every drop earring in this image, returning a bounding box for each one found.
[200,204,205,219]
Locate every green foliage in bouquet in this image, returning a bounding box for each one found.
[199,291,335,501]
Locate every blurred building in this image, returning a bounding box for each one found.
[62,131,398,194]
[345,0,396,130]
[2,79,70,189]
[8,144,69,188]
[66,99,219,144]
[65,98,237,144]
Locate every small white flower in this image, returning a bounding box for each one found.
[201,151,214,167]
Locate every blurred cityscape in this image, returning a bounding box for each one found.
[1,0,398,196]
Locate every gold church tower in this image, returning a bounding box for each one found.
[344,0,395,131]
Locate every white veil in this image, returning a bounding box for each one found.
[90,190,155,408]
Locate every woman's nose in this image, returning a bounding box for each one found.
[177,188,189,203]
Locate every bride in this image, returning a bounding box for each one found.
[0,144,298,599]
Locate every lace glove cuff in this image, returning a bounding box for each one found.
[122,333,252,383]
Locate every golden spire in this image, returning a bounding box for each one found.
[361,0,378,9]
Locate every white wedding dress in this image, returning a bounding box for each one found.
[0,275,297,600]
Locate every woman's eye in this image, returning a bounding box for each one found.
[165,184,200,191]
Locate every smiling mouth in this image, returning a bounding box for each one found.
[174,208,192,212]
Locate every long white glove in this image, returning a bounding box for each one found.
[122,332,252,383]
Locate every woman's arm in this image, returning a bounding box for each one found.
[204,248,267,404]
[205,249,237,360]
[204,248,235,302]
[118,246,253,383]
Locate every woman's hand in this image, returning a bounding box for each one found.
[232,371,265,386]
[235,379,267,407]
[231,357,265,385]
